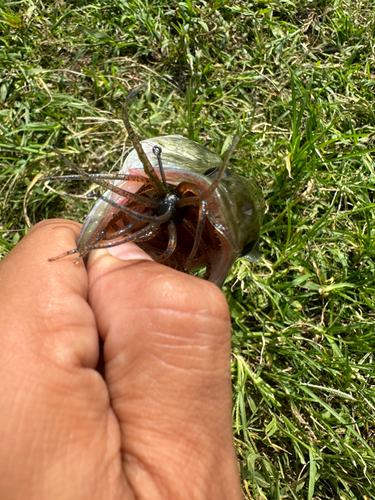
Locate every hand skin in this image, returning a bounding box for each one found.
[0,219,243,500]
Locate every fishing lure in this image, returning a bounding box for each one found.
[50,91,265,287]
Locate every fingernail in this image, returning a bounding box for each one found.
[107,242,154,262]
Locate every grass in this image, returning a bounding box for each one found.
[1,0,375,498]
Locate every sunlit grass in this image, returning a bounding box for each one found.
[2,1,375,498]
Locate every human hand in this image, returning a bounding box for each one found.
[0,220,242,500]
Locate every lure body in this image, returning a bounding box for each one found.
[76,135,265,286]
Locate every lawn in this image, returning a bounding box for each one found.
[1,0,375,498]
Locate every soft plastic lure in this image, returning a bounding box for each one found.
[51,92,265,287]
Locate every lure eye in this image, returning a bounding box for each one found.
[203,167,218,176]
[203,167,231,178]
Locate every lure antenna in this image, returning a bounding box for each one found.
[198,135,240,202]
[122,87,168,195]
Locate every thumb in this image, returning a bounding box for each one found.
[87,243,242,500]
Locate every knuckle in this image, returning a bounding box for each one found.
[144,266,229,321]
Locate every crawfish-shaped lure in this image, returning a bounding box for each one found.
[50,90,265,287]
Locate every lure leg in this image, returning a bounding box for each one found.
[48,248,82,263]
[182,218,212,279]
[88,192,174,224]
[183,200,207,271]
[170,250,186,272]
[175,181,202,208]
[102,219,145,240]
[151,221,177,263]
[53,148,160,208]
[49,222,160,263]
[152,145,168,189]
[86,222,160,250]
[46,173,152,183]
[122,89,167,195]
[174,182,207,270]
